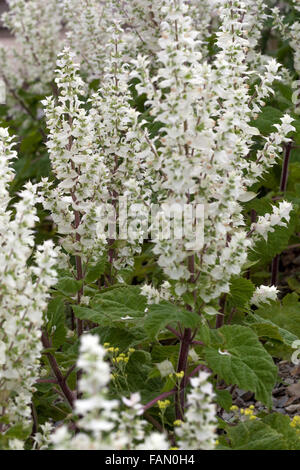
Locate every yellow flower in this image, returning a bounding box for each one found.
[173,420,182,426]
[128,348,135,353]
[175,371,184,379]
[250,415,257,420]
[103,342,110,348]
[290,415,300,428]
[158,400,171,410]
[230,405,238,411]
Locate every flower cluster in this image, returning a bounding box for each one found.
[52,334,216,450]
[175,372,217,450]
[230,404,258,421]
[251,201,293,241]
[87,25,155,272]
[51,334,169,450]
[131,0,294,303]
[0,0,63,97]
[250,285,279,307]
[0,128,57,434]
[40,32,156,277]
[40,48,109,265]
[63,0,111,81]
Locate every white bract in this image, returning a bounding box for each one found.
[63,0,111,81]
[251,201,293,241]
[0,0,64,96]
[0,128,57,433]
[52,334,169,450]
[40,48,110,264]
[250,285,279,307]
[175,372,217,450]
[131,0,294,303]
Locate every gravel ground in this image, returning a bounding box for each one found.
[218,361,300,423]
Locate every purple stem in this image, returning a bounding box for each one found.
[166,325,182,340]
[143,364,211,413]
[175,327,192,420]
[42,332,75,408]
[271,141,292,286]
[143,389,176,412]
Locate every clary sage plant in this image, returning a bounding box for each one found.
[0,0,300,451]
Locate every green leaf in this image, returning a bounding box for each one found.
[204,325,277,407]
[250,106,284,135]
[224,414,300,450]
[245,311,299,353]
[85,257,107,284]
[249,210,296,264]
[91,286,147,322]
[224,420,287,450]
[229,277,255,308]
[0,423,32,449]
[56,277,83,297]
[262,413,300,450]
[126,350,153,391]
[255,293,300,339]
[144,302,200,340]
[215,389,232,411]
[91,326,147,351]
[46,297,66,348]
[72,305,102,323]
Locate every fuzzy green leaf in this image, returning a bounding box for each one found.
[204,325,277,407]
[144,302,200,340]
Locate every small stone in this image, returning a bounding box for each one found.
[241,391,254,401]
[285,404,300,413]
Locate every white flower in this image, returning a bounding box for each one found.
[0,128,57,433]
[52,334,169,450]
[141,284,161,304]
[251,285,279,307]
[252,201,293,241]
[176,372,217,450]
[136,432,169,450]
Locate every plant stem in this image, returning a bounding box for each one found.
[173,252,197,419]
[143,364,210,413]
[166,325,182,340]
[143,389,176,412]
[41,332,75,408]
[31,402,38,436]
[216,293,226,329]
[271,141,292,286]
[175,327,192,420]
[75,254,84,336]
